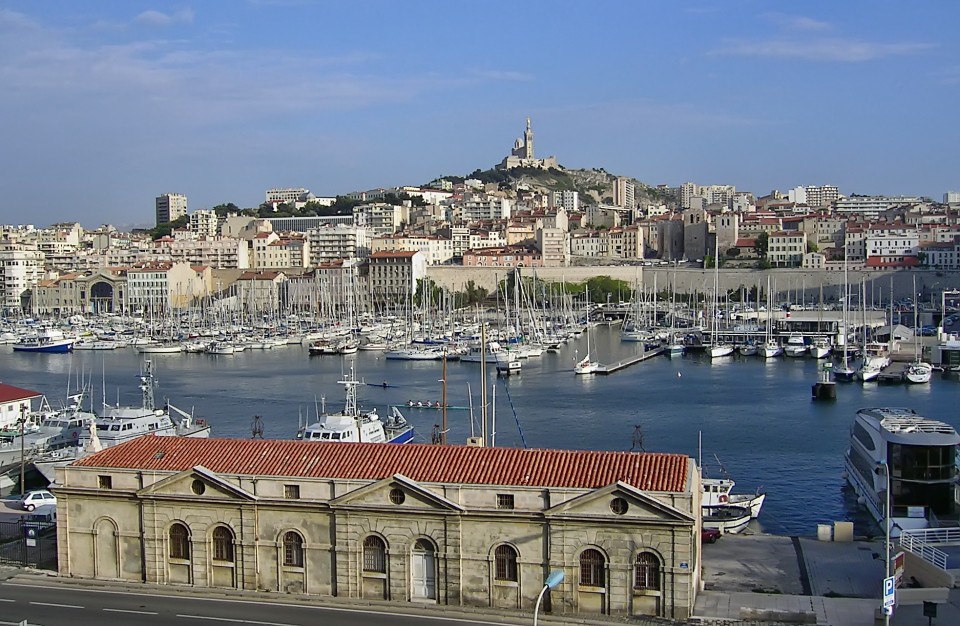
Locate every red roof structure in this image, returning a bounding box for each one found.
[74,438,690,492]
[0,383,42,404]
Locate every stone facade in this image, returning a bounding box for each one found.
[55,438,700,619]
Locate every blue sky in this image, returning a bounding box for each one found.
[2,1,957,227]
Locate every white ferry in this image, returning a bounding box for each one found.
[844,407,960,537]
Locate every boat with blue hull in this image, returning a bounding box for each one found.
[12,329,75,353]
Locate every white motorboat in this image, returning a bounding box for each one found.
[844,407,960,537]
[903,361,933,384]
[295,368,414,444]
[761,340,783,358]
[783,333,808,357]
[496,358,522,375]
[810,338,832,359]
[702,476,766,519]
[13,328,75,353]
[206,341,236,355]
[702,504,752,534]
[136,342,183,354]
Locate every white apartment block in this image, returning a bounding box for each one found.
[922,239,960,270]
[805,185,840,208]
[550,190,580,213]
[266,188,310,204]
[570,232,605,258]
[353,203,406,236]
[767,231,807,267]
[460,196,512,222]
[865,232,919,266]
[702,185,735,208]
[286,261,362,316]
[156,193,188,226]
[250,232,308,270]
[370,235,453,266]
[367,251,426,304]
[944,191,960,204]
[680,182,698,209]
[535,227,569,267]
[833,196,922,219]
[613,177,635,209]
[307,225,370,264]
[234,271,287,315]
[126,262,208,314]
[0,242,46,313]
[153,237,250,269]
[190,209,220,237]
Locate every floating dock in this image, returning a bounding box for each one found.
[596,347,664,374]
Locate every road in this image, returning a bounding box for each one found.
[0,580,516,626]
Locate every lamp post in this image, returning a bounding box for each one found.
[878,459,891,625]
[533,570,564,626]
[18,405,28,495]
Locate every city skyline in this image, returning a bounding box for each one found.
[2,1,958,227]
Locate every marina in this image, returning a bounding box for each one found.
[1,323,959,537]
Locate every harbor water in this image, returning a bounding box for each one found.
[1,325,957,537]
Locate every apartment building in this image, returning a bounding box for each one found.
[864,232,920,268]
[234,271,288,315]
[613,177,635,210]
[370,234,453,266]
[767,231,807,267]
[922,238,960,270]
[126,262,210,314]
[366,250,426,304]
[536,227,570,267]
[833,196,922,219]
[550,190,580,213]
[189,209,220,237]
[0,241,46,313]
[353,203,407,236]
[462,246,543,268]
[152,236,250,269]
[306,225,370,264]
[265,188,310,204]
[156,193,188,226]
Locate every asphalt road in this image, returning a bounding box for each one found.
[0,581,515,626]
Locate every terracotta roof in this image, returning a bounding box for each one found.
[370,251,418,259]
[0,383,43,404]
[72,438,690,492]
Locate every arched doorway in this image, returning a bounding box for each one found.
[90,282,115,314]
[94,518,120,579]
[410,539,436,601]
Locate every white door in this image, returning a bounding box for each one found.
[411,540,436,600]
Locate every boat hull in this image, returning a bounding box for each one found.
[13,340,75,353]
[702,505,752,534]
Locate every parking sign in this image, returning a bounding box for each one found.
[883,576,895,610]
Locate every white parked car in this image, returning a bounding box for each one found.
[21,489,56,511]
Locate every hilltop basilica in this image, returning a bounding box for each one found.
[496,117,559,171]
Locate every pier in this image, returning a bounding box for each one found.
[596,347,664,374]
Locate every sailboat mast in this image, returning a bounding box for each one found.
[441,347,448,445]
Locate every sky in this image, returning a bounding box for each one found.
[2,1,958,228]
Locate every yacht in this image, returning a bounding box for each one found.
[77,360,211,449]
[783,333,808,357]
[761,339,783,358]
[13,328,75,353]
[903,361,933,384]
[295,369,414,444]
[810,337,832,359]
[844,407,960,537]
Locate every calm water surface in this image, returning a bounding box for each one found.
[2,326,957,537]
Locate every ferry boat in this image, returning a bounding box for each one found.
[844,407,960,537]
[295,368,414,444]
[12,328,75,353]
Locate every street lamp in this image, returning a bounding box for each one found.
[533,570,564,626]
[877,459,892,624]
[17,405,28,495]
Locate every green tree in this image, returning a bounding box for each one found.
[807,241,819,253]
[212,203,239,216]
[148,215,189,240]
[726,247,740,258]
[753,232,769,257]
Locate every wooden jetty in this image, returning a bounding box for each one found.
[596,347,664,374]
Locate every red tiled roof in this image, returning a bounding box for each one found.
[73,438,689,492]
[0,383,43,404]
[370,251,418,258]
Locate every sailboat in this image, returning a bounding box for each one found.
[574,315,600,375]
[833,255,856,381]
[708,236,734,359]
[904,276,933,384]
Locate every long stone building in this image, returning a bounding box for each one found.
[56,437,702,619]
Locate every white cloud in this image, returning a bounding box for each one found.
[135,8,195,27]
[763,13,831,32]
[714,38,934,62]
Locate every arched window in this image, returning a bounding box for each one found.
[494,544,518,582]
[212,526,234,562]
[362,535,386,573]
[283,531,304,568]
[169,523,190,560]
[579,548,605,587]
[634,552,660,590]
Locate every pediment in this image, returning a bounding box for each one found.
[545,481,694,523]
[137,465,257,502]
[330,473,464,512]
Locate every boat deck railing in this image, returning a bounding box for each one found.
[899,527,960,570]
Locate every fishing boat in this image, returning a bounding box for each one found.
[783,332,808,357]
[702,504,752,534]
[12,328,75,353]
[844,407,960,537]
[702,475,766,519]
[295,368,414,444]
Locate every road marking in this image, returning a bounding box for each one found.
[5,582,508,625]
[104,608,159,615]
[30,601,84,609]
[177,616,297,626]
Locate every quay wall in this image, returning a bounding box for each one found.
[426,267,960,302]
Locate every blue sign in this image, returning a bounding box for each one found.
[883,576,896,609]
